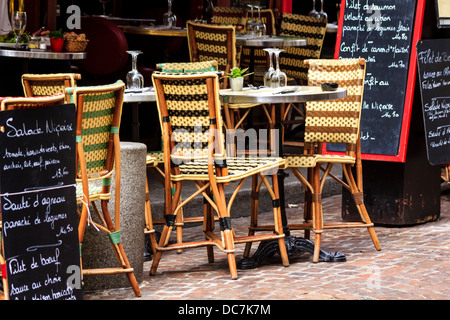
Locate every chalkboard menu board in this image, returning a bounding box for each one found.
[416,38,450,165]
[0,104,82,300]
[333,0,426,161]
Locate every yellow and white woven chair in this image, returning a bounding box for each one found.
[246,59,381,262]
[186,21,261,131]
[21,73,81,103]
[144,60,220,256]
[150,72,289,279]
[212,6,247,31]
[67,80,141,296]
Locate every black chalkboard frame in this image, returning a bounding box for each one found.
[328,0,426,162]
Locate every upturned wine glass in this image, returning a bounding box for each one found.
[246,5,256,35]
[317,0,328,19]
[126,51,144,90]
[99,0,111,16]
[10,11,26,48]
[309,0,319,17]
[163,0,177,28]
[263,48,275,87]
[254,6,266,37]
[270,48,287,88]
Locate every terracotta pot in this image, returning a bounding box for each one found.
[50,38,64,52]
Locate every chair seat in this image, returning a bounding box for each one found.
[76,182,111,203]
[284,153,356,168]
[171,156,287,182]
[146,151,164,166]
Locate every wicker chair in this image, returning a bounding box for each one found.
[66,80,141,296]
[187,21,262,132]
[247,59,381,262]
[278,13,328,148]
[0,94,65,110]
[144,60,220,257]
[150,72,289,279]
[212,6,246,31]
[21,73,81,103]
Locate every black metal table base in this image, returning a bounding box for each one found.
[237,236,346,270]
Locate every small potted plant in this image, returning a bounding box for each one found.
[224,67,253,91]
[49,29,64,52]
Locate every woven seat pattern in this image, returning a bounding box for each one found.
[279,14,327,82]
[172,156,286,182]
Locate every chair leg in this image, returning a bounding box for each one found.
[271,173,289,267]
[203,191,215,263]
[344,164,381,251]
[149,223,172,276]
[311,165,323,263]
[144,175,157,256]
[244,175,260,258]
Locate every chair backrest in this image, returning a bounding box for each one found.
[186,21,236,89]
[279,13,327,82]
[303,59,366,151]
[0,94,66,111]
[156,60,219,74]
[65,80,125,180]
[21,73,81,102]
[151,72,225,163]
[212,6,246,30]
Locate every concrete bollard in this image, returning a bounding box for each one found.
[81,141,146,293]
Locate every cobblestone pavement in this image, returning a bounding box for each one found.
[84,184,450,301]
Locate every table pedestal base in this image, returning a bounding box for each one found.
[237,236,346,269]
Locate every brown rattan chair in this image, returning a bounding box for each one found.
[150,72,289,279]
[0,93,67,300]
[246,59,381,262]
[67,80,141,296]
[144,61,220,256]
[212,6,246,31]
[21,73,81,103]
[186,21,261,131]
[278,13,328,145]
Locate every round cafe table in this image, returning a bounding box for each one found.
[220,85,348,268]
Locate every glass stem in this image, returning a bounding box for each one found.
[312,0,316,11]
[269,52,274,69]
[132,54,138,71]
[275,52,280,72]
[320,0,324,13]
[168,0,172,12]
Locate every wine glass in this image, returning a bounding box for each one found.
[254,6,266,37]
[270,49,287,88]
[163,0,177,28]
[126,51,144,90]
[263,48,275,87]
[309,0,319,17]
[99,0,111,16]
[10,11,26,48]
[317,0,328,20]
[246,5,256,36]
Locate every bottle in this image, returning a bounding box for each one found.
[202,0,213,24]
